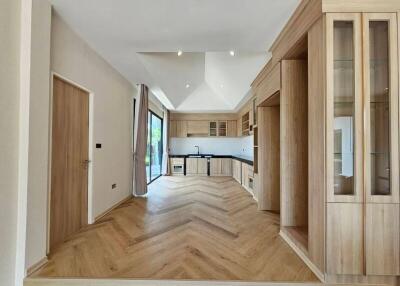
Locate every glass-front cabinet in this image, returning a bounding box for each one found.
[327,13,399,203]
[327,13,363,203]
[326,12,400,277]
[363,13,399,204]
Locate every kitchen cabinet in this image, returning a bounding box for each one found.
[217,121,227,136]
[169,120,177,137]
[186,158,198,175]
[232,159,242,183]
[241,163,254,192]
[176,121,187,138]
[187,121,209,136]
[227,120,237,137]
[170,118,238,138]
[210,158,232,176]
[186,158,207,176]
[197,158,208,175]
[221,159,232,176]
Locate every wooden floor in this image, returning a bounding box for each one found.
[33,176,318,282]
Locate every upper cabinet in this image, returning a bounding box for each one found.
[170,118,238,138]
[187,120,209,137]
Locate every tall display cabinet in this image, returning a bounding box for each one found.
[252,1,400,284]
[326,12,399,282]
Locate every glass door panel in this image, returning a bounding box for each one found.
[146,112,151,183]
[369,21,390,196]
[364,13,399,203]
[333,21,355,196]
[327,13,363,203]
[146,111,163,184]
[150,113,162,181]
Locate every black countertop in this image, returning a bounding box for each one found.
[169,154,253,166]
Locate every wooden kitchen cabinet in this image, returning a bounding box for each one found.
[169,120,177,137]
[210,158,231,176]
[186,158,207,176]
[227,120,237,137]
[186,158,198,175]
[197,158,208,175]
[187,121,209,136]
[221,159,232,176]
[176,121,188,138]
[210,158,221,175]
[232,159,241,183]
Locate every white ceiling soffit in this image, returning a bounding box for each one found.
[49,0,300,111]
[137,52,205,108]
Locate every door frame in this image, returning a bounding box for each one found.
[46,72,94,254]
[147,109,164,184]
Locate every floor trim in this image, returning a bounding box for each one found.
[279,230,325,283]
[94,195,133,222]
[24,278,325,286]
[27,257,48,276]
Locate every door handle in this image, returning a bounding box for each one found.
[82,159,91,169]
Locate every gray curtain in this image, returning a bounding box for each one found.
[162,109,171,175]
[134,84,149,196]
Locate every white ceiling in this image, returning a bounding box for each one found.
[49,0,300,111]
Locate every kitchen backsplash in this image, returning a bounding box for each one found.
[170,136,253,158]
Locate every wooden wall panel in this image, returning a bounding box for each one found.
[255,62,281,106]
[307,17,326,272]
[258,106,280,211]
[280,60,308,227]
[326,203,364,275]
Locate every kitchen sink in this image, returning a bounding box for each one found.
[187,154,214,158]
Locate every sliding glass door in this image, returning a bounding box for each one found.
[146,110,163,183]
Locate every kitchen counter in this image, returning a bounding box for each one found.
[169,154,253,166]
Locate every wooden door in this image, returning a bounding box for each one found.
[50,76,89,251]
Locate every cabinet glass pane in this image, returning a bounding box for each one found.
[333,21,355,195]
[369,21,391,196]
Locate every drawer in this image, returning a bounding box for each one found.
[172,158,184,165]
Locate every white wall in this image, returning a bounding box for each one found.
[25,0,52,270]
[170,136,253,158]
[51,12,136,220]
[0,0,21,285]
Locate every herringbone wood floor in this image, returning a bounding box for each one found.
[33,176,318,282]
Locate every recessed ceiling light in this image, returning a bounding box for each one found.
[185,83,190,88]
[178,50,183,56]
[229,50,235,56]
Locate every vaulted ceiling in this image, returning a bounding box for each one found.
[49,0,300,111]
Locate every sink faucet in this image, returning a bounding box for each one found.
[194,145,200,155]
